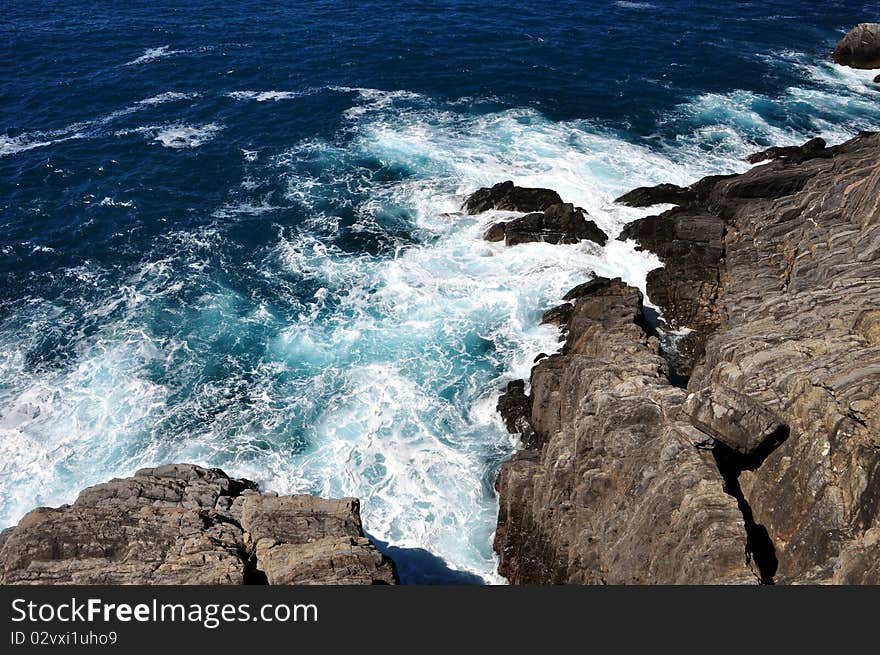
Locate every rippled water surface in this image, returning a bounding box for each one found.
[1,1,878,582]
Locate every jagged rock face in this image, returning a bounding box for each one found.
[463,181,562,214]
[619,207,725,374]
[494,280,754,584]
[0,464,397,585]
[496,380,538,449]
[464,183,608,247]
[482,203,608,248]
[620,132,880,583]
[831,23,880,69]
[495,131,880,585]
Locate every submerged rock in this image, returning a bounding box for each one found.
[463,180,562,214]
[0,464,397,585]
[831,23,880,69]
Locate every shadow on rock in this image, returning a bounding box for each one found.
[368,535,487,585]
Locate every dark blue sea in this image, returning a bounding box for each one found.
[1,1,878,582]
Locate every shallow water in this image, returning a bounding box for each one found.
[1,1,878,582]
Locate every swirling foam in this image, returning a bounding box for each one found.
[1,52,879,582]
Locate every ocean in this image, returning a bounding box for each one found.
[1,0,878,583]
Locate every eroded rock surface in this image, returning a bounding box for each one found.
[495,280,754,584]
[495,131,880,585]
[0,464,397,585]
[620,132,880,583]
[832,23,880,69]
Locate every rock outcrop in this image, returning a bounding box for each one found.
[464,184,608,247]
[463,181,562,214]
[495,279,755,584]
[494,131,880,585]
[0,464,397,585]
[832,23,880,69]
[486,203,608,247]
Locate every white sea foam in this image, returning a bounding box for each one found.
[1,92,198,157]
[1,58,879,583]
[124,46,185,66]
[615,1,657,9]
[227,90,305,102]
[116,122,223,148]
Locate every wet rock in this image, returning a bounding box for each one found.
[540,302,573,329]
[463,181,562,214]
[0,464,397,585]
[615,183,696,207]
[746,137,828,164]
[502,203,608,247]
[562,276,614,301]
[831,23,880,69]
[483,222,506,241]
[496,380,537,448]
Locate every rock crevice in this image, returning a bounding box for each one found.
[491,130,880,585]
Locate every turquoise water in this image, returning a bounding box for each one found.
[1,1,879,582]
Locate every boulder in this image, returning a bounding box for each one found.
[681,386,790,462]
[502,203,608,247]
[463,181,562,214]
[483,222,506,241]
[831,23,880,69]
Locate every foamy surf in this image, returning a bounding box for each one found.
[1,43,879,583]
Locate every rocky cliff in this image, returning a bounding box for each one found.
[486,129,880,584]
[0,464,397,585]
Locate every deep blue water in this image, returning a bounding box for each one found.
[1,1,878,582]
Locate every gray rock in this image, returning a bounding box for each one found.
[682,386,790,460]
[832,23,880,69]
[496,130,880,585]
[617,130,880,583]
[0,464,397,585]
